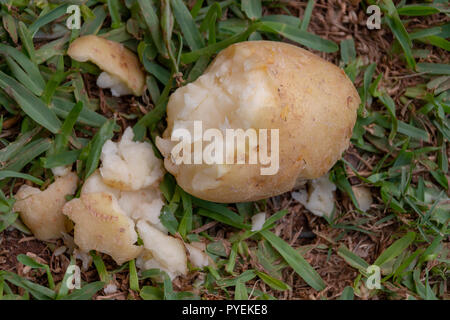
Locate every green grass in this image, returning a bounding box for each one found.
[0,0,448,300]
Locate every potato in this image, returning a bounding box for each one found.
[185,243,210,268]
[63,129,181,269]
[63,192,143,265]
[156,41,360,203]
[292,174,336,218]
[136,220,187,279]
[82,170,166,232]
[100,127,164,191]
[118,189,166,233]
[251,212,266,231]
[13,172,78,240]
[81,170,120,199]
[67,35,145,96]
[352,186,373,212]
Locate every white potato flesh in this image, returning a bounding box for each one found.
[97,71,133,97]
[292,174,336,218]
[352,186,373,212]
[118,189,166,233]
[74,165,187,274]
[251,212,266,231]
[156,46,276,194]
[13,172,78,241]
[185,243,210,268]
[82,171,166,232]
[100,127,164,191]
[81,170,121,198]
[63,192,143,265]
[136,220,187,278]
[51,165,72,177]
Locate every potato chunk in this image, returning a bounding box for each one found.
[352,186,373,212]
[82,170,166,232]
[100,127,164,191]
[292,174,336,218]
[67,35,145,96]
[136,220,187,278]
[63,192,143,265]
[13,172,78,241]
[185,243,210,268]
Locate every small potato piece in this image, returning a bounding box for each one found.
[251,212,266,231]
[157,41,360,202]
[292,174,336,218]
[118,189,166,233]
[67,35,145,96]
[100,127,164,191]
[137,220,187,278]
[81,170,121,198]
[185,243,210,268]
[82,170,166,232]
[51,166,71,177]
[352,186,373,212]
[63,192,143,265]
[13,172,78,241]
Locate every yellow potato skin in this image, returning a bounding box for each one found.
[13,172,78,241]
[63,192,143,265]
[161,41,360,203]
[67,35,145,96]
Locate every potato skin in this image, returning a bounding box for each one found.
[13,172,78,240]
[161,41,360,203]
[63,192,143,265]
[67,35,145,96]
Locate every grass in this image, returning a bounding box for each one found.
[0,0,448,300]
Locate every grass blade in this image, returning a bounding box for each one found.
[374,232,416,266]
[397,5,441,16]
[28,3,69,36]
[259,21,338,53]
[337,245,369,271]
[138,0,167,56]
[0,71,61,134]
[181,23,260,64]
[63,281,104,300]
[2,138,52,172]
[17,22,37,63]
[382,1,415,69]
[300,0,315,31]
[52,97,108,128]
[241,0,261,21]
[260,230,326,291]
[0,171,43,185]
[416,63,450,75]
[255,271,291,291]
[83,119,115,179]
[171,0,205,51]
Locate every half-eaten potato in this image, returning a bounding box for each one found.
[67,35,145,96]
[156,41,360,203]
